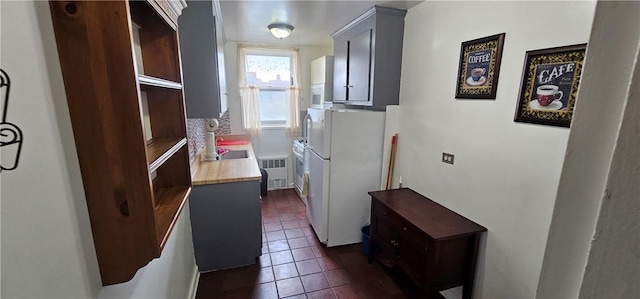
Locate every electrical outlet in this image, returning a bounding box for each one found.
[442,153,454,164]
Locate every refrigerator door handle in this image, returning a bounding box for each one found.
[303,114,312,144]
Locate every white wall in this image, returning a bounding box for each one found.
[537,1,640,298]
[395,1,595,298]
[98,206,197,299]
[0,2,197,298]
[579,48,639,297]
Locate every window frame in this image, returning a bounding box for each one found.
[258,87,288,127]
[243,49,295,128]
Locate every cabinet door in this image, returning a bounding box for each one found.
[190,181,262,271]
[332,40,348,102]
[397,224,430,282]
[347,29,372,103]
[373,203,399,254]
[179,0,221,118]
[214,16,227,117]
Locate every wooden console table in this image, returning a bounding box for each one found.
[368,188,486,299]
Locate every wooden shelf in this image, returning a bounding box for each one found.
[375,251,398,268]
[154,186,191,249]
[49,0,190,286]
[147,137,186,172]
[138,74,182,90]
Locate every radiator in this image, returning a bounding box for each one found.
[258,156,288,190]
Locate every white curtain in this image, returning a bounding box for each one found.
[237,44,301,137]
[286,87,300,137]
[286,49,302,137]
[238,46,262,137]
[241,86,261,137]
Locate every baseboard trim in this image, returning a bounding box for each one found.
[186,265,200,299]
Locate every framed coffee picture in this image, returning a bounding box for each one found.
[455,33,505,99]
[514,44,587,127]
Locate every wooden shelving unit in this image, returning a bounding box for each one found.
[154,186,190,245]
[147,137,187,172]
[138,74,183,90]
[49,0,190,285]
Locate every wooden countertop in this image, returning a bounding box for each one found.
[191,143,262,185]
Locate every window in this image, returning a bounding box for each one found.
[238,46,301,137]
[245,53,292,126]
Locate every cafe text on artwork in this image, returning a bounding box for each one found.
[515,44,587,127]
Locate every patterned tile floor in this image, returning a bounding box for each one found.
[195,189,422,298]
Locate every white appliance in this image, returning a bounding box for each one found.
[310,55,333,108]
[305,107,386,246]
[292,139,307,206]
[311,84,330,108]
[203,118,219,160]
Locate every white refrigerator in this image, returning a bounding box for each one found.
[305,107,386,247]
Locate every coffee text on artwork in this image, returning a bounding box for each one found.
[468,53,491,64]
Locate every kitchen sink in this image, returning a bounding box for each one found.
[220,150,249,160]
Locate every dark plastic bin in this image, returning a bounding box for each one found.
[361,224,382,257]
[260,168,268,197]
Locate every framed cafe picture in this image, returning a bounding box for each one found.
[514,44,587,127]
[455,33,505,99]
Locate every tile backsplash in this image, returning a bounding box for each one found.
[186,111,232,161]
[187,118,206,161]
[215,111,231,135]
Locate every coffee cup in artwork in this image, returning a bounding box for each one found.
[471,68,486,81]
[536,85,563,106]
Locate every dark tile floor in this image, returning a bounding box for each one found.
[195,189,422,299]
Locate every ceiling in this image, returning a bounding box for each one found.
[218,0,424,48]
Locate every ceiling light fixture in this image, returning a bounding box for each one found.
[268,23,294,39]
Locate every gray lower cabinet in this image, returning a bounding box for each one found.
[189,180,262,271]
[332,6,406,110]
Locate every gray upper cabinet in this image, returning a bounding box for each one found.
[347,29,372,102]
[332,6,406,110]
[179,0,228,118]
[213,13,228,117]
[333,41,349,102]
